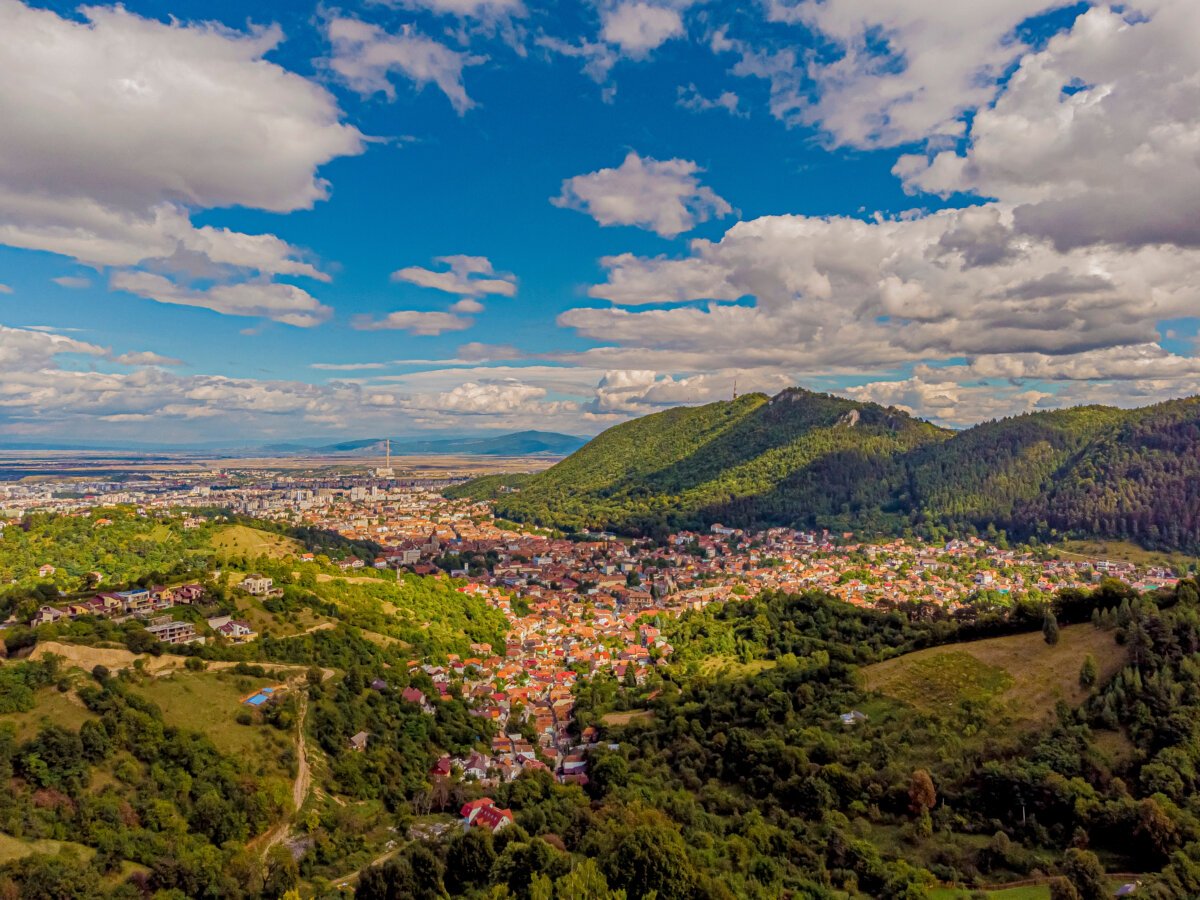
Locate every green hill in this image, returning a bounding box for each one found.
[899,405,1130,527]
[450,389,949,534]
[864,623,1125,731]
[209,524,304,559]
[452,390,1200,551]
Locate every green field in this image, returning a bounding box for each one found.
[0,687,98,741]
[233,594,333,638]
[931,877,1135,899]
[129,671,296,774]
[601,709,657,727]
[0,833,149,883]
[865,624,1126,729]
[0,833,94,865]
[869,650,1014,714]
[930,887,1048,900]
[699,656,777,678]
[209,524,303,559]
[0,671,298,781]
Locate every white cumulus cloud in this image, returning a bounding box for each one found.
[567,206,1200,373]
[676,84,746,117]
[896,0,1200,251]
[325,16,481,114]
[554,151,733,238]
[351,310,475,335]
[391,255,518,297]
[111,272,331,329]
[0,0,363,325]
[600,2,684,57]
[750,0,1062,148]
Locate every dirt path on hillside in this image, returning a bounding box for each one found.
[327,844,403,889]
[258,691,313,860]
[29,640,334,682]
[326,819,454,887]
[292,694,311,812]
[31,641,185,675]
[301,621,336,636]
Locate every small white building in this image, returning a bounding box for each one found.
[240,574,273,596]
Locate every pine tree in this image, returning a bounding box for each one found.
[1080,654,1097,688]
[1043,609,1061,645]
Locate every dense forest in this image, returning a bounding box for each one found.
[450,390,1200,552]
[0,510,214,596]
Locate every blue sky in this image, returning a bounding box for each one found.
[0,0,1197,442]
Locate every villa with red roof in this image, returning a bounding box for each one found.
[460,797,514,833]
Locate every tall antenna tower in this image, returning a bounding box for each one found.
[376,437,394,477]
[732,378,738,401]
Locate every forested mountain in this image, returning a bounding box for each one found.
[448,389,950,536]
[1026,398,1200,550]
[450,391,1200,552]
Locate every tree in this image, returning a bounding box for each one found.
[491,838,560,896]
[79,719,111,761]
[588,752,629,799]
[603,820,697,900]
[124,627,160,655]
[1,851,104,900]
[1043,609,1060,645]
[1134,797,1178,865]
[262,844,298,899]
[1079,654,1097,688]
[555,859,623,899]
[1062,848,1108,900]
[444,828,495,894]
[908,769,937,816]
[404,843,447,900]
[1048,876,1081,900]
[357,846,445,900]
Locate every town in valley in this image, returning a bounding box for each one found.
[2,460,1184,832]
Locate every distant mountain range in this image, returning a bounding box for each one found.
[262,431,586,457]
[449,388,1200,553]
[0,430,586,457]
